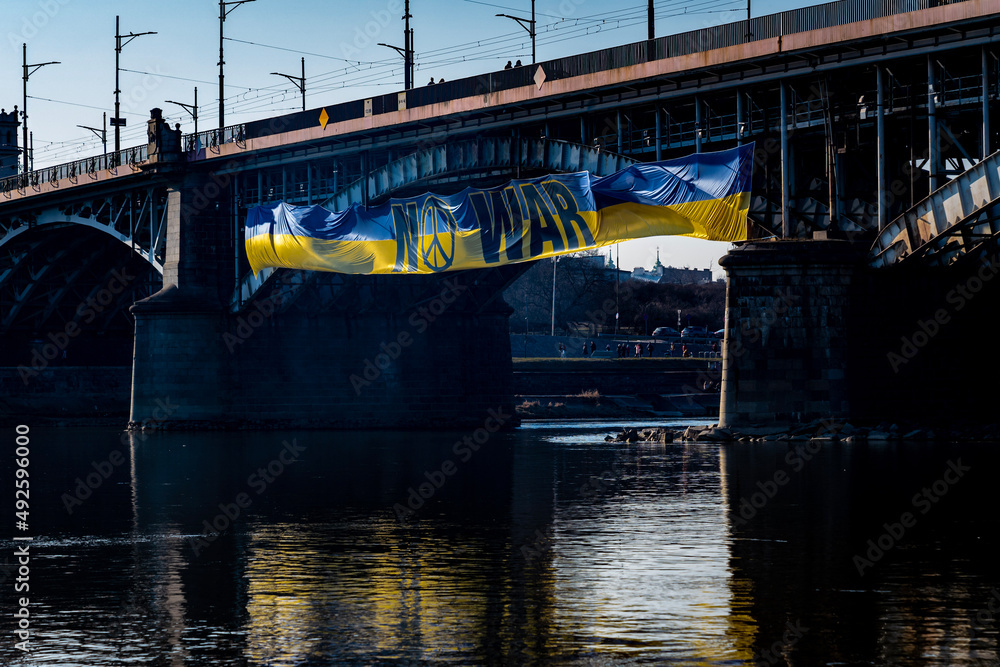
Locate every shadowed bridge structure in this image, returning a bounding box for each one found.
[3,0,1000,428]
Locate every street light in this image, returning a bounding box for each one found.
[496,0,536,65]
[77,113,108,160]
[165,87,198,140]
[114,16,156,157]
[219,0,256,129]
[550,255,558,336]
[270,59,306,111]
[378,43,411,91]
[21,43,59,174]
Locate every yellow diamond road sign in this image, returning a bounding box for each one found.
[319,108,329,130]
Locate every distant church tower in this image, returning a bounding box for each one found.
[0,107,20,178]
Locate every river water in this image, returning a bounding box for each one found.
[1,420,998,666]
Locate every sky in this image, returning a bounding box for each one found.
[1,0,817,277]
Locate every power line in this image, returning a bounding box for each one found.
[224,36,393,66]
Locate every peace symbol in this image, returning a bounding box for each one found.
[419,197,456,271]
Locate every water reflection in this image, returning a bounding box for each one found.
[722,441,1000,665]
[0,426,997,665]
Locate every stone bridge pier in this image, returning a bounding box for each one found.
[719,239,1000,430]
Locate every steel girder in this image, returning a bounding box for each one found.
[0,187,169,274]
[870,149,1000,267]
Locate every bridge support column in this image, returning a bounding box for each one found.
[928,55,941,192]
[877,66,888,231]
[779,82,790,238]
[695,96,703,153]
[655,108,662,161]
[983,46,991,160]
[129,170,236,427]
[736,90,744,146]
[718,240,865,429]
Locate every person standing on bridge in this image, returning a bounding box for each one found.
[591,340,597,355]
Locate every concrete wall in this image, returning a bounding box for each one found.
[0,366,131,423]
[513,359,716,396]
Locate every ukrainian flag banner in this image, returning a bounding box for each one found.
[245,144,752,275]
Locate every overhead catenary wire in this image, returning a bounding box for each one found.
[27,0,745,167]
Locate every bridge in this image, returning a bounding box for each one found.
[2,0,1000,428]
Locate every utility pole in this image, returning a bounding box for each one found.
[114,16,156,157]
[615,244,620,337]
[381,0,414,88]
[648,0,654,40]
[220,0,256,129]
[77,112,108,158]
[404,0,413,90]
[551,256,558,336]
[166,87,199,139]
[271,59,306,111]
[21,43,59,175]
[497,0,536,64]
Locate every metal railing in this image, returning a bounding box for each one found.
[0,144,148,195]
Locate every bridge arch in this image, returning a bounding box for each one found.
[0,188,168,275]
[0,225,162,365]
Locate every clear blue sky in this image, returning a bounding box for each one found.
[1,0,818,276]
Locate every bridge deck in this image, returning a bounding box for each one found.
[2,0,996,208]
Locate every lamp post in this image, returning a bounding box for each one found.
[271,59,306,111]
[550,256,558,336]
[165,87,198,139]
[114,16,156,157]
[615,244,620,337]
[21,43,59,174]
[378,43,412,91]
[219,0,256,129]
[496,0,536,64]
[77,113,108,160]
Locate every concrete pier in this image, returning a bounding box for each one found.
[719,240,865,429]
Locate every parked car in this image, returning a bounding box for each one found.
[681,326,708,338]
[652,326,680,338]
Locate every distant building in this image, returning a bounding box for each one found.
[631,249,711,284]
[0,107,20,178]
[559,252,623,282]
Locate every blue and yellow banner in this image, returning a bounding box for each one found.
[245,144,752,275]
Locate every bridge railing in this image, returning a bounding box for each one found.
[184,124,246,154]
[0,144,148,195]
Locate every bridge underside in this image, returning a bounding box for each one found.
[0,226,161,366]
